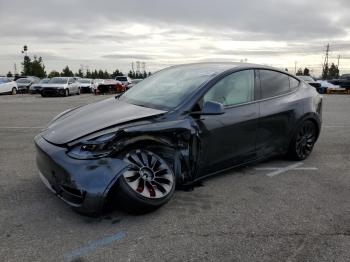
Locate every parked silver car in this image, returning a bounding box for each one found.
[41,77,80,97]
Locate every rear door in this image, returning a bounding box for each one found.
[68,78,76,93]
[195,69,260,176]
[256,70,302,157]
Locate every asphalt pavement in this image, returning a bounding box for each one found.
[0,94,349,262]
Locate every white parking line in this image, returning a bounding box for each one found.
[255,162,318,177]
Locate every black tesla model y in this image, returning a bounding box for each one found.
[34,63,322,215]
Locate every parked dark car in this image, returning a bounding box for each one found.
[34,63,322,215]
[298,75,321,92]
[16,76,40,93]
[29,78,50,94]
[329,74,350,90]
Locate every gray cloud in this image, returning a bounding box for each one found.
[0,0,349,74]
[101,53,154,60]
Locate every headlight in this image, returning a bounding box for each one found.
[67,133,117,159]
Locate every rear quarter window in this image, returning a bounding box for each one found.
[289,77,300,91]
[259,70,290,99]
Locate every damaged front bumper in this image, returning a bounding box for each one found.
[34,135,130,215]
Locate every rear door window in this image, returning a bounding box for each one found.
[259,70,290,99]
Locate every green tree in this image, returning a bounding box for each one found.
[7,71,13,77]
[322,64,329,80]
[143,71,147,79]
[91,70,98,79]
[76,69,84,78]
[112,69,123,78]
[148,72,152,77]
[103,70,110,79]
[48,71,60,78]
[296,68,303,76]
[61,66,74,77]
[86,69,92,78]
[303,68,310,76]
[21,55,32,76]
[31,56,46,78]
[328,63,339,80]
[97,69,104,79]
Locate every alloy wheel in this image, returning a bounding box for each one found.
[122,149,174,199]
[295,122,316,159]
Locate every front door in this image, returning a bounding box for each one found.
[195,69,260,177]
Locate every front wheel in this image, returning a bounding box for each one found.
[288,120,317,160]
[114,149,175,214]
[11,87,17,95]
[64,89,69,97]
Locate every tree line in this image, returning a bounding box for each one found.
[6,54,151,80]
[295,63,339,80]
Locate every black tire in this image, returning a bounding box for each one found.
[113,147,176,214]
[11,87,17,95]
[287,120,317,160]
[64,89,69,97]
[41,93,46,97]
[77,88,80,95]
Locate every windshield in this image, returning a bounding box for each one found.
[340,74,350,80]
[17,78,30,83]
[49,77,68,84]
[0,77,6,83]
[116,77,127,81]
[79,79,91,84]
[39,79,50,84]
[121,64,222,110]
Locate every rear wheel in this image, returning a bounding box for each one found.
[288,120,317,160]
[114,148,175,214]
[11,87,17,95]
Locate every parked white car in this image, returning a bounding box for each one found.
[78,78,93,93]
[115,76,132,87]
[0,77,18,95]
[316,80,340,88]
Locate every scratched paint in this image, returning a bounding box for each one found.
[64,231,126,261]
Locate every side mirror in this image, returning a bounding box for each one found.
[192,101,225,115]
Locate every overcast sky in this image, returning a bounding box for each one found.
[1,0,349,76]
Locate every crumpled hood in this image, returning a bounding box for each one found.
[41,98,166,144]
